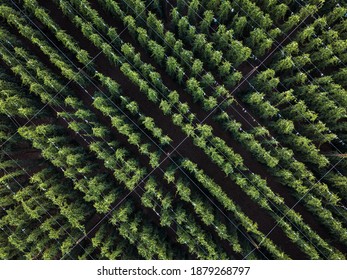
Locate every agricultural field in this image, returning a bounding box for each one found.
[0,0,346,260]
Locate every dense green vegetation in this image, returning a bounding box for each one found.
[0,0,346,260]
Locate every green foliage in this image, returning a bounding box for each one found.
[0,0,346,261]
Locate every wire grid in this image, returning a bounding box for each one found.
[0,0,346,260]
[6,2,342,260]
[3,0,346,260]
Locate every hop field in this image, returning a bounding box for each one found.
[0,0,346,260]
